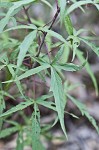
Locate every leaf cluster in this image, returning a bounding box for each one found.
[0,0,99,150]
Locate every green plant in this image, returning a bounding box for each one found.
[0,0,99,149]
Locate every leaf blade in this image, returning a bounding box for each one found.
[18,64,50,81]
[51,67,67,138]
[17,30,37,67]
[67,94,99,134]
[0,101,33,118]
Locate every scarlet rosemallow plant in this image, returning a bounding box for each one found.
[0,0,99,149]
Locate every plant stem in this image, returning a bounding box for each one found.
[23,6,32,24]
[33,2,60,68]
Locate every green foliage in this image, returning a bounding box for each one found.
[64,15,73,35]
[67,94,99,133]
[51,67,67,138]
[16,131,24,150]
[77,50,98,95]
[0,126,19,138]
[17,30,37,68]
[0,101,34,118]
[31,104,44,149]
[0,0,99,150]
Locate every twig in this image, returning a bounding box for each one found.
[26,5,32,11]
[55,0,59,9]
[23,6,32,24]
[17,20,27,25]
[49,7,60,30]
[33,1,60,68]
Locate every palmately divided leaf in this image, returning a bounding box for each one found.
[0,0,99,145]
[67,94,99,134]
[51,67,67,138]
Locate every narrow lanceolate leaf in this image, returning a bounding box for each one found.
[32,104,45,150]
[5,24,37,32]
[37,100,56,111]
[51,67,67,138]
[40,28,68,44]
[79,37,99,56]
[52,45,64,64]
[18,64,50,81]
[67,94,99,134]
[64,15,73,35]
[0,84,5,130]
[7,65,25,98]
[41,0,52,8]
[2,64,50,84]
[16,131,24,150]
[77,50,98,95]
[36,93,53,102]
[0,90,15,100]
[0,96,5,130]
[53,61,86,72]
[0,0,36,33]
[0,17,9,33]
[0,127,19,138]
[60,44,70,63]
[0,101,34,118]
[58,0,67,24]
[66,0,94,15]
[17,30,37,67]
